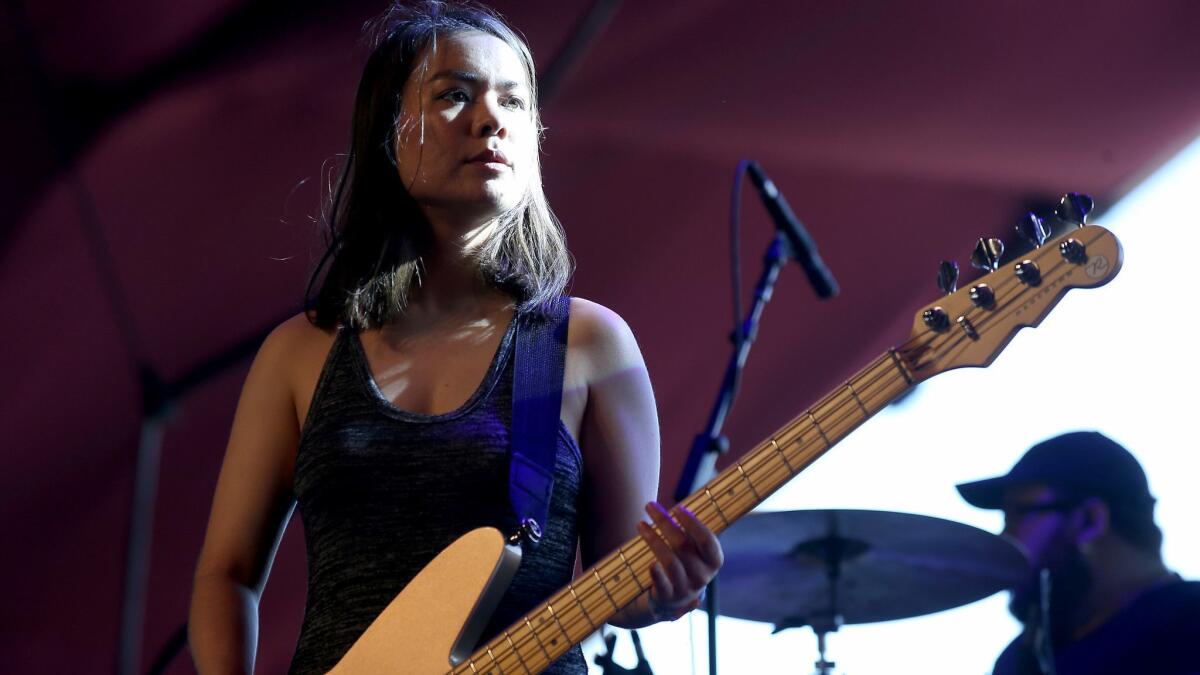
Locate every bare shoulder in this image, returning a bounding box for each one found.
[262,312,337,359]
[567,297,646,381]
[255,312,338,424]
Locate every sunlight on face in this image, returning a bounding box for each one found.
[394,31,536,228]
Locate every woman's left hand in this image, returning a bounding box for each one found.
[636,501,725,621]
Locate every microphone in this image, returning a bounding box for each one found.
[745,160,839,298]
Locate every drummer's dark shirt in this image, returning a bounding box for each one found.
[993,578,1200,675]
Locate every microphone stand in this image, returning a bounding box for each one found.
[673,231,793,675]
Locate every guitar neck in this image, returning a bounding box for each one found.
[454,221,1124,673]
[454,349,914,674]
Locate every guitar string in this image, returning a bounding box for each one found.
[686,228,1117,536]
[460,259,1059,675]
[456,355,908,673]
[460,340,924,672]
[456,229,1113,672]
[467,355,937,674]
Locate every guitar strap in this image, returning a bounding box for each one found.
[509,296,570,547]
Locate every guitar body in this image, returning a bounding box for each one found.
[328,527,521,675]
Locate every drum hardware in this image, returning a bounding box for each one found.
[717,509,1027,674]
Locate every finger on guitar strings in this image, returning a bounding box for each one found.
[674,505,724,568]
[639,504,711,598]
[637,520,687,575]
[644,501,695,553]
[645,554,675,601]
[636,518,695,600]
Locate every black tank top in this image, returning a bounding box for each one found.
[289,315,586,674]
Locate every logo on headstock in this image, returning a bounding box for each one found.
[1086,255,1111,280]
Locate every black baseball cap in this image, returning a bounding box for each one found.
[956,431,1155,510]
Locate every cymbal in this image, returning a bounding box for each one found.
[716,509,1026,629]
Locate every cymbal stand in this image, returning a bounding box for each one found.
[810,615,841,675]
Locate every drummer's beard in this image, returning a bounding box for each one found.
[1009,544,1093,644]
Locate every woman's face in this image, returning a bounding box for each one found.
[394,31,536,228]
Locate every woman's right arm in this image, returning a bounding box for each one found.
[188,317,323,674]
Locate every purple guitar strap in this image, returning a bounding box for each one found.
[509,296,570,547]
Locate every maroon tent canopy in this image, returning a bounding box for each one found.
[3,1,1199,672]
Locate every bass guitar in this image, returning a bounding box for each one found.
[330,198,1122,674]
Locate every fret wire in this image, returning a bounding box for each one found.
[811,389,846,422]
[592,556,643,612]
[816,392,861,439]
[888,348,915,385]
[735,455,779,500]
[754,440,808,493]
[526,606,558,649]
[708,463,764,517]
[463,648,492,667]
[682,491,716,528]
[734,463,762,500]
[567,586,598,632]
[745,456,780,499]
[618,548,647,593]
[545,602,574,645]
[739,439,780,479]
[718,471,762,518]
[768,437,796,474]
[807,412,830,447]
[702,488,731,527]
[501,630,532,675]
[857,373,901,409]
[846,380,868,416]
[522,618,552,665]
[777,418,808,450]
[512,623,543,673]
[470,634,504,667]
[680,494,716,532]
[800,424,838,465]
[591,569,621,612]
[709,469,747,500]
[849,353,896,402]
[693,488,739,528]
[706,472,745,511]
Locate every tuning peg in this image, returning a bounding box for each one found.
[970,238,1005,273]
[1056,193,1094,227]
[937,260,959,294]
[1015,212,1051,248]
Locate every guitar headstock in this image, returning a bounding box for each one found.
[899,194,1123,382]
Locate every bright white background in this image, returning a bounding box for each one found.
[582,135,1200,674]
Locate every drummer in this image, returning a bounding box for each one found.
[956,431,1200,675]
